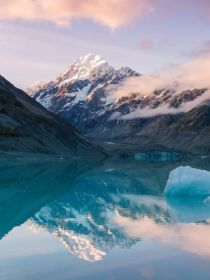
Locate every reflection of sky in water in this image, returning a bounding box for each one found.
[0,158,210,279]
[113,207,210,257]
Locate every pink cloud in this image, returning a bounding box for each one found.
[0,0,156,29]
[1,1,210,30]
[139,38,155,49]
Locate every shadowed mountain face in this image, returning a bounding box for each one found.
[112,105,210,155]
[0,75,102,156]
[1,157,210,263]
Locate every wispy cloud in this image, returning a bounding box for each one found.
[108,55,210,119]
[0,0,156,30]
[2,0,210,30]
[121,94,210,120]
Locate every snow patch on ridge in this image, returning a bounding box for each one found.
[36,92,53,109]
[72,83,92,105]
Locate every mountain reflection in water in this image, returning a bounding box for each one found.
[0,156,210,279]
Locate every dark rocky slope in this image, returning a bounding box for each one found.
[97,105,210,155]
[0,75,101,156]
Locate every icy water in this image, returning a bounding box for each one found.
[0,156,210,280]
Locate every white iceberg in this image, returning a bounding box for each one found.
[164,166,210,196]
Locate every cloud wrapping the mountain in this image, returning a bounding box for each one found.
[121,93,210,120]
[109,56,210,119]
[111,56,210,98]
[0,0,155,29]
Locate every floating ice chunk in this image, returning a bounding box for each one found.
[164,166,210,196]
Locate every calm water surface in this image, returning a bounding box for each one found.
[0,156,210,280]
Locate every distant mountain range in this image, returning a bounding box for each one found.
[27,53,210,154]
[0,74,101,156]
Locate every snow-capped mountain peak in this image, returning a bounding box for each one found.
[75,53,106,68]
[26,54,141,133]
[57,53,113,83]
[27,53,139,109]
[27,81,46,96]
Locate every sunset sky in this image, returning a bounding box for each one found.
[0,0,210,88]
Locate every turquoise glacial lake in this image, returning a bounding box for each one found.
[0,156,210,280]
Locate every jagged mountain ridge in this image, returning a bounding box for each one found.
[27,54,210,154]
[27,54,207,132]
[27,53,140,132]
